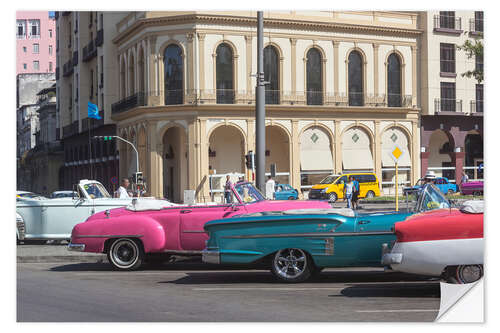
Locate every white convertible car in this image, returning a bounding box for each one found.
[17,180,135,242]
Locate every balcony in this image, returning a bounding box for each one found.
[433,15,462,34]
[470,100,484,114]
[82,39,97,62]
[81,111,104,131]
[111,92,146,114]
[62,60,73,77]
[434,98,463,113]
[95,29,104,47]
[62,121,79,138]
[469,18,484,36]
[72,51,79,67]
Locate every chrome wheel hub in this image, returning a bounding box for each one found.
[112,240,138,267]
[274,248,307,279]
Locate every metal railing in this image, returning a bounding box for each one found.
[435,98,463,113]
[469,18,484,34]
[470,100,484,113]
[95,29,104,47]
[82,39,97,62]
[111,92,147,114]
[81,111,104,131]
[434,15,462,31]
[216,89,235,104]
[63,60,73,77]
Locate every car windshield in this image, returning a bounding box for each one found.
[417,183,451,212]
[82,183,111,199]
[320,175,339,184]
[234,182,266,203]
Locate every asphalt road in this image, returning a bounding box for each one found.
[17,261,440,322]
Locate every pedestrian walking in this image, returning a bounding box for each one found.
[461,171,469,185]
[265,176,276,200]
[351,176,360,209]
[224,175,233,204]
[115,178,131,198]
[343,177,354,209]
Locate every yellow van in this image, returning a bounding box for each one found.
[308,173,380,202]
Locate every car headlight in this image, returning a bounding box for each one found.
[321,188,327,193]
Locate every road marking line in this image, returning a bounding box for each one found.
[356,309,439,313]
[193,287,344,291]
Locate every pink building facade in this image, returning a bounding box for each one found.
[16,11,56,75]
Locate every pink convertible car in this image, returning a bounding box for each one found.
[68,182,330,270]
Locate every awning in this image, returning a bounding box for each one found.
[382,149,411,167]
[301,150,334,171]
[342,149,374,170]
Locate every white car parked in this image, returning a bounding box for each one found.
[17,180,134,242]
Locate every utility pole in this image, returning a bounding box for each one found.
[255,11,266,192]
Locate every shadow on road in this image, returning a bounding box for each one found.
[333,282,440,298]
[161,270,438,285]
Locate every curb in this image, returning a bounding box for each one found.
[17,255,107,264]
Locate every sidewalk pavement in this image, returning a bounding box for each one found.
[17,243,106,264]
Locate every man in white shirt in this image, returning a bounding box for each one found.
[116,178,130,198]
[265,176,276,200]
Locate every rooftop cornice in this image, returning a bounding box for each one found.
[113,13,422,44]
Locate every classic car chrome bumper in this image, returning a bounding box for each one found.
[67,243,85,252]
[381,253,403,265]
[202,249,220,264]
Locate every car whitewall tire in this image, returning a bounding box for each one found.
[107,238,144,271]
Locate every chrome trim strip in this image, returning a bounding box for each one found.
[381,253,403,265]
[182,230,207,233]
[162,250,204,255]
[221,231,394,239]
[76,234,144,238]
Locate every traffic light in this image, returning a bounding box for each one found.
[245,151,254,170]
[93,135,114,141]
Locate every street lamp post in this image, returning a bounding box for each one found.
[93,135,140,196]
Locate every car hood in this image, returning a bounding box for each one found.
[311,184,330,190]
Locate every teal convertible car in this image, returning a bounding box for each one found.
[203,184,451,282]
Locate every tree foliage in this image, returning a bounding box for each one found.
[457,33,483,83]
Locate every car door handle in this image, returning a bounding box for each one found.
[358,220,371,225]
[180,210,192,214]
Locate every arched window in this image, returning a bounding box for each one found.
[128,53,135,96]
[164,44,183,105]
[387,53,402,107]
[264,45,279,104]
[348,51,363,106]
[306,48,323,105]
[120,58,126,99]
[216,43,234,104]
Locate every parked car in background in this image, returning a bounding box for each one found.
[308,173,380,202]
[50,190,78,199]
[203,183,450,282]
[460,181,484,196]
[16,180,137,243]
[17,191,46,200]
[403,177,458,195]
[382,200,483,284]
[274,183,298,200]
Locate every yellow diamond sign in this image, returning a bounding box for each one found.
[392,147,402,160]
[389,144,405,163]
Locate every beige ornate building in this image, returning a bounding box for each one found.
[106,11,422,201]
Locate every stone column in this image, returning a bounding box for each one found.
[411,121,420,184]
[374,121,382,191]
[245,35,252,94]
[291,120,301,196]
[290,38,297,94]
[420,151,430,178]
[452,152,466,184]
[198,33,206,94]
[333,41,339,97]
[334,120,342,174]
[186,33,195,100]
[198,119,210,201]
[373,43,379,97]
[187,119,198,193]
[411,45,418,106]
